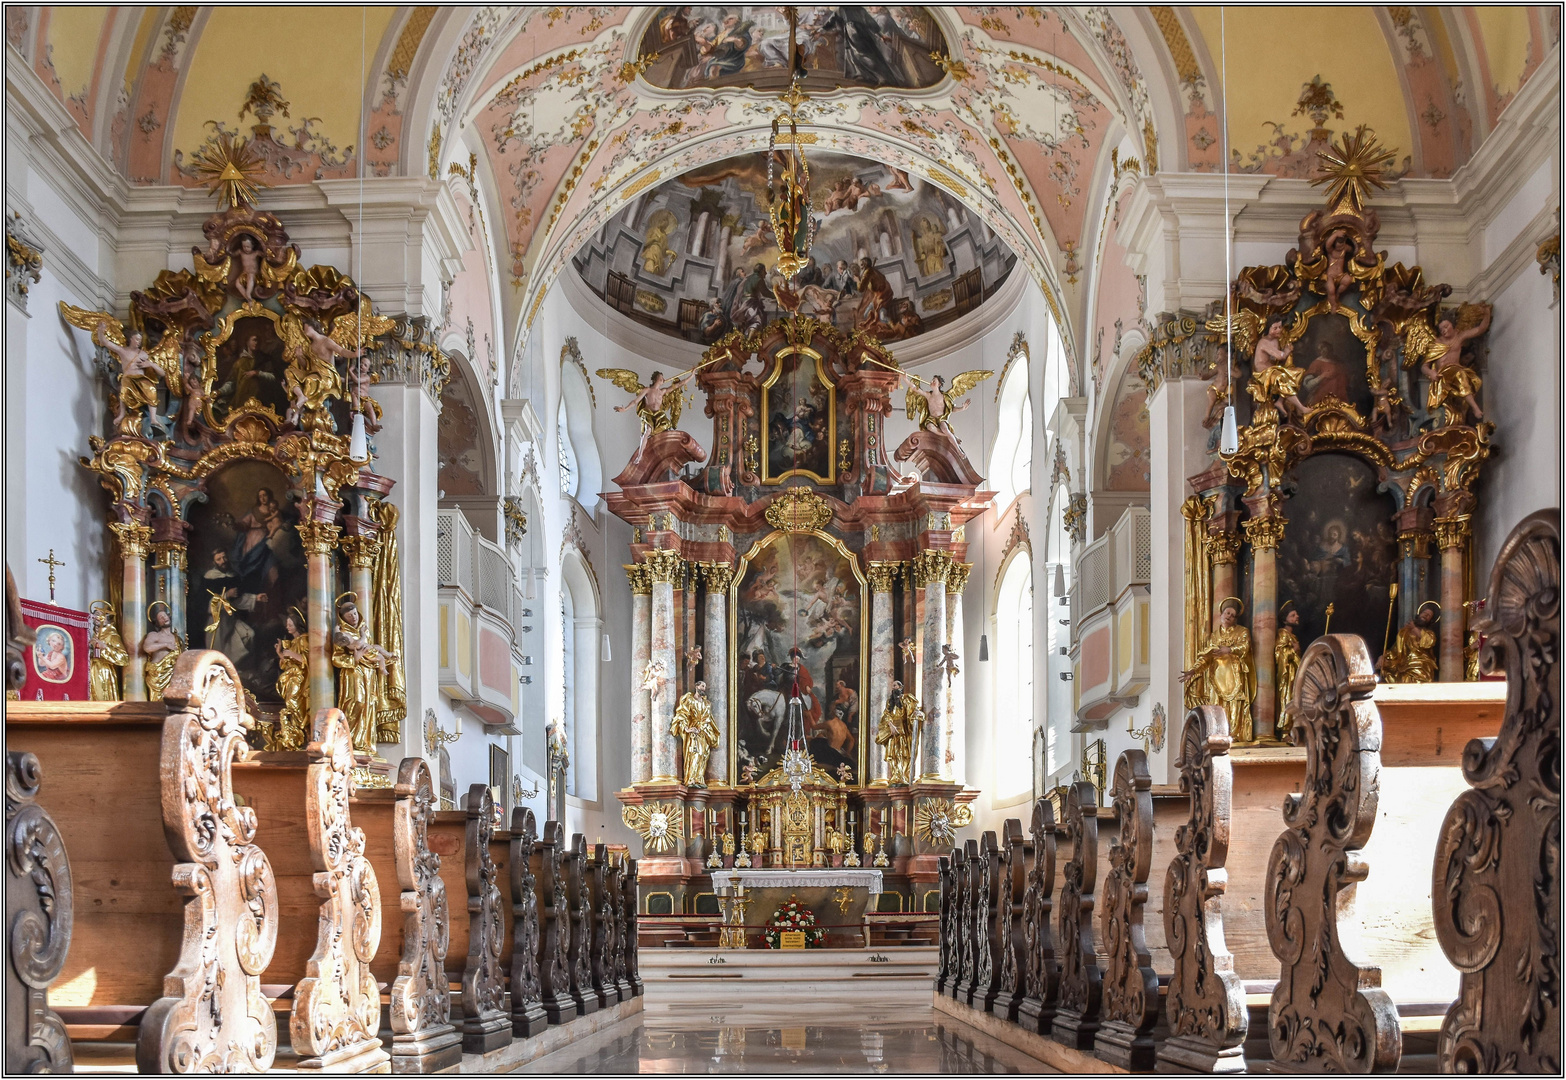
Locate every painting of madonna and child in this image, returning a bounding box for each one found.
[733,533,865,785]
[185,460,309,704]
[639,6,946,92]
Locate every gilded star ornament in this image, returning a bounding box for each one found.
[1312,126,1396,218]
[191,130,266,210]
[914,797,972,849]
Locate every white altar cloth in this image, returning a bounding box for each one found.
[710,868,882,894]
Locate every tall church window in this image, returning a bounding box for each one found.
[989,346,1033,511]
[994,552,1034,801]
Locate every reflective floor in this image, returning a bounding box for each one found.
[512,1008,1058,1074]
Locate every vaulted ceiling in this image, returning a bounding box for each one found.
[10,5,1556,359]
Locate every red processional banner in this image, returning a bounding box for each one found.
[18,598,91,701]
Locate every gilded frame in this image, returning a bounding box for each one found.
[1278,298,1381,420]
[200,301,287,429]
[760,344,837,485]
[728,528,868,786]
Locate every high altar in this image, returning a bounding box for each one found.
[610,318,983,915]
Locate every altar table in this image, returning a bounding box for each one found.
[710,868,883,948]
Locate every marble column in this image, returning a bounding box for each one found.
[149,517,190,646]
[340,531,380,627]
[702,563,733,785]
[298,501,343,715]
[644,549,684,782]
[626,564,653,784]
[1207,530,1241,630]
[913,549,952,781]
[944,562,971,787]
[1243,500,1286,741]
[866,562,900,786]
[108,521,152,701]
[1434,515,1470,682]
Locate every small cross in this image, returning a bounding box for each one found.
[36,549,64,601]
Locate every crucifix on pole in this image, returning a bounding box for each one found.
[36,549,64,601]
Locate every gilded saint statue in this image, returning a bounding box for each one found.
[271,607,310,751]
[87,600,127,701]
[331,593,397,754]
[1414,305,1492,427]
[1275,603,1303,735]
[1380,601,1439,684]
[1181,597,1257,743]
[671,681,720,789]
[141,601,185,699]
[874,680,923,785]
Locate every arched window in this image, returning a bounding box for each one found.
[989,347,1033,511]
[556,397,577,499]
[559,549,600,802]
[557,359,601,510]
[994,552,1034,801]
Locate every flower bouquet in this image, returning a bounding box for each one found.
[762,897,826,948]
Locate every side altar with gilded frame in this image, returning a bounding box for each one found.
[606,317,985,916]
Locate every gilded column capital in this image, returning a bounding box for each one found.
[1207,530,1242,565]
[338,534,381,569]
[1242,514,1288,552]
[945,562,972,595]
[1434,515,1472,551]
[910,548,954,589]
[297,519,342,555]
[866,560,902,593]
[643,548,684,585]
[625,563,652,595]
[149,541,187,571]
[1397,529,1434,560]
[108,521,154,559]
[702,563,735,592]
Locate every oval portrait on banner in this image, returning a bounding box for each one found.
[32,623,74,683]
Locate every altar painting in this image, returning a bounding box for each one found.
[186,460,307,701]
[733,531,864,784]
[1277,453,1399,660]
[1293,310,1375,416]
[211,314,289,423]
[763,348,835,483]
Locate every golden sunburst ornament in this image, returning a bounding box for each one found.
[190,130,266,210]
[1311,126,1396,218]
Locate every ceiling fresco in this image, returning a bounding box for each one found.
[637,6,946,92]
[572,149,1018,342]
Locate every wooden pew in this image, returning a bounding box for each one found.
[1016,798,1060,1036]
[624,858,643,997]
[934,854,954,995]
[5,748,76,1073]
[588,844,619,1008]
[455,785,510,1054]
[606,853,632,1002]
[988,821,1029,1021]
[1096,750,1159,1070]
[564,834,598,1017]
[508,808,547,1038]
[1053,780,1103,1050]
[536,820,576,1023]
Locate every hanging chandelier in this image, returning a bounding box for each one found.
[781,675,812,792]
[765,7,815,281]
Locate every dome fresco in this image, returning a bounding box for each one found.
[637,6,947,93]
[573,150,1019,343]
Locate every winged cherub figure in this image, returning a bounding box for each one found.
[60,306,182,436]
[597,367,696,457]
[281,306,389,426]
[901,369,994,437]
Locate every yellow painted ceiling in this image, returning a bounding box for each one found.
[1473,6,1535,96]
[171,6,396,164]
[123,8,159,99]
[1189,6,1415,167]
[46,5,110,99]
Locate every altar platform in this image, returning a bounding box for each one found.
[640,945,940,1020]
[711,867,883,948]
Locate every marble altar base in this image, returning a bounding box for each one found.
[711,868,883,948]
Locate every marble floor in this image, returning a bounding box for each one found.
[510,1007,1058,1074]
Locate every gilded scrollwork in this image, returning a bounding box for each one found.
[1432,509,1559,1073]
[291,707,388,1071]
[1266,635,1400,1073]
[5,750,74,1074]
[137,650,278,1075]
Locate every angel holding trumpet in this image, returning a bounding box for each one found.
[597,363,710,457]
[894,367,993,437]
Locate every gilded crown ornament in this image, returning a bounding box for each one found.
[764,487,833,533]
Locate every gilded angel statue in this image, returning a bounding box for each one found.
[597,367,694,457]
[280,303,392,426]
[60,304,183,435]
[900,369,993,436]
[1404,303,1492,426]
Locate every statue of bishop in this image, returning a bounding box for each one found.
[671,681,719,789]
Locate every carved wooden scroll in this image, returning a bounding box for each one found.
[458,784,510,1053]
[952,838,978,1001]
[624,857,643,996]
[138,651,277,1074]
[508,807,547,1038]
[1266,634,1400,1073]
[935,854,954,994]
[292,708,388,1072]
[972,830,998,1009]
[1053,779,1102,1050]
[1434,509,1560,1074]
[565,834,599,1015]
[5,751,73,1074]
[607,854,631,1001]
[1096,750,1159,1070]
[1018,797,1060,1035]
[538,820,577,1023]
[1159,705,1247,1074]
[990,819,1028,1020]
[389,757,460,1073]
[589,844,618,1007]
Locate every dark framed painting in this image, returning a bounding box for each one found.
[637,6,946,93]
[211,313,290,423]
[731,530,865,784]
[489,744,510,814]
[1277,453,1399,662]
[186,460,307,703]
[1292,309,1375,417]
[762,346,836,484]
